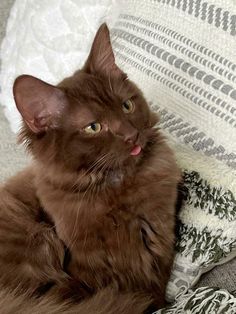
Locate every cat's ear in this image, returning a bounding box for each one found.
[84,23,122,76]
[13,75,68,133]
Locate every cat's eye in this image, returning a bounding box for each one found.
[84,122,102,134]
[122,99,135,114]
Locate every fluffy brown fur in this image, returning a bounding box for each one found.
[0,24,180,312]
[0,285,151,314]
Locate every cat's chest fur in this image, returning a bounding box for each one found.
[39,171,162,246]
[36,149,179,295]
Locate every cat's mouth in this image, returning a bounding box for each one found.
[130,145,142,156]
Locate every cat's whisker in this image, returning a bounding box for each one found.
[78,157,116,251]
[68,153,116,251]
[80,153,111,176]
[117,76,127,94]
[68,191,88,251]
[108,72,113,93]
[66,172,100,251]
[87,153,115,199]
[68,153,109,193]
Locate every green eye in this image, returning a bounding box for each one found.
[122,99,135,113]
[84,122,102,134]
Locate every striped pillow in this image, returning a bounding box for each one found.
[110,0,236,301]
[155,286,236,313]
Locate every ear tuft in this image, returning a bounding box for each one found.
[84,23,122,77]
[13,75,67,133]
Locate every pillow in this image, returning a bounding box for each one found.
[109,0,236,302]
[155,286,236,313]
[0,0,122,133]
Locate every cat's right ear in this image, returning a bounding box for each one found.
[13,75,68,133]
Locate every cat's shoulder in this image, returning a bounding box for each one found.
[0,165,39,210]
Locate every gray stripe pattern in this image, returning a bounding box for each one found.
[153,0,236,36]
[119,14,236,71]
[114,49,236,168]
[113,41,236,122]
[112,28,236,103]
[115,20,236,84]
[156,106,236,169]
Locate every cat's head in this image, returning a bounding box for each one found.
[13,24,158,178]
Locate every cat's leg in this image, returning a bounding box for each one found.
[0,168,68,295]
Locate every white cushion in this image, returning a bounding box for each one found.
[0,0,120,132]
[109,0,236,302]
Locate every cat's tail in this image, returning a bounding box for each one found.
[0,286,153,314]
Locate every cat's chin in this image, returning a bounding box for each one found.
[106,169,124,187]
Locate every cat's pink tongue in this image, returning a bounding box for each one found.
[130,145,142,156]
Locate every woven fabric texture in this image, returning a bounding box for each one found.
[110,0,236,302]
[155,286,236,314]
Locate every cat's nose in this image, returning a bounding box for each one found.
[112,120,138,144]
[124,128,138,145]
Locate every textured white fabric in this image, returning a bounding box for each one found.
[155,286,236,314]
[0,0,120,132]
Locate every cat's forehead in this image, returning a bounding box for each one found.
[68,104,97,126]
[62,71,133,103]
[64,87,116,128]
[61,71,141,129]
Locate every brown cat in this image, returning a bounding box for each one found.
[0,24,180,313]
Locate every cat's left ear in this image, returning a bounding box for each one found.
[84,23,122,77]
[13,75,68,133]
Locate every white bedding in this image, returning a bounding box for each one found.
[0,0,120,133]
